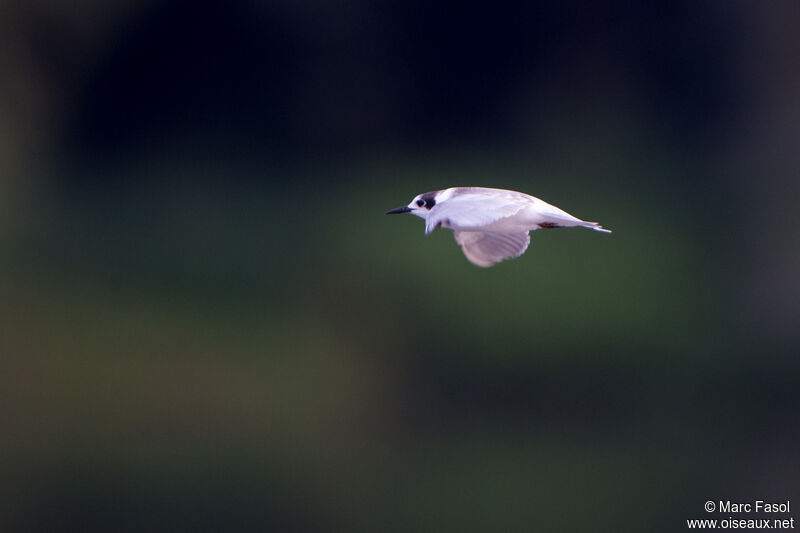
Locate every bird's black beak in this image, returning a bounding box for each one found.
[385,206,412,215]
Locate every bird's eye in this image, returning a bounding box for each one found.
[416,199,425,207]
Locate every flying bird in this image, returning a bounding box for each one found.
[386,187,611,267]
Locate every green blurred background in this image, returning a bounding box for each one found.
[1,1,798,531]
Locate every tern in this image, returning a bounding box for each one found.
[386,187,611,267]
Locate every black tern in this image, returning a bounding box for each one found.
[386,187,611,267]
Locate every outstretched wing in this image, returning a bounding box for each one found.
[425,188,531,234]
[453,231,531,267]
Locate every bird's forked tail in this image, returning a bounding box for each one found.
[583,221,612,234]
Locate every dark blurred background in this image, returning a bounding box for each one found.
[1,1,798,531]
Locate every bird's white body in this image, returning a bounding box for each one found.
[386,187,610,267]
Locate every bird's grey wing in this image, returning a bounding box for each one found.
[453,231,531,267]
[425,190,531,234]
